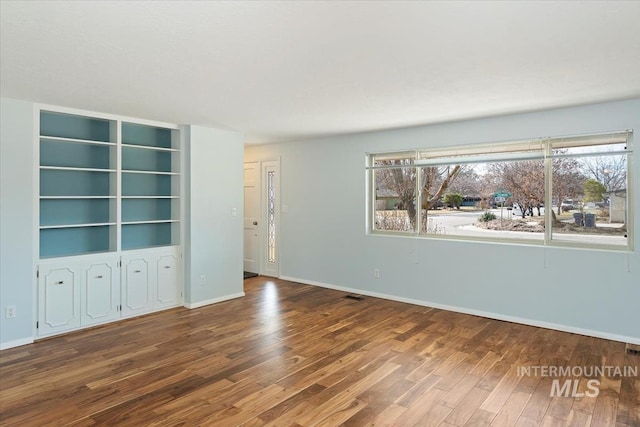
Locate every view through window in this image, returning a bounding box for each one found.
[369,131,632,250]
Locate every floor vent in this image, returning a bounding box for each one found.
[344,295,365,301]
[626,344,640,356]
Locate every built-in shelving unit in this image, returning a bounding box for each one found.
[121,122,180,250]
[38,112,180,257]
[39,111,116,258]
[37,107,182,338]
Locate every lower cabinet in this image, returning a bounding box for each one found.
[38,261,83,336]
[121,256,152,317]
[121,247,181,317]
[155,253,180,309]
[38,247,181,338]
[82,259,120,327]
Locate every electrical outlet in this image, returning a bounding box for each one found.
[6,305,16,318]
[200,275,206,285]
[374,269,380,278]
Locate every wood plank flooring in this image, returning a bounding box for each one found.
[1,277,638,426]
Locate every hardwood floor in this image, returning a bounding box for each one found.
[1,277,638,426]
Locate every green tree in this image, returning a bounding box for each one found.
[583,178,606,202]
[442,192,464,209]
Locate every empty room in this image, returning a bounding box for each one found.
[1,1,639,426]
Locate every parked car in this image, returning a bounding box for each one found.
[561,200,581,212]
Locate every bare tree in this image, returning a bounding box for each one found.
[580,155,626,191]
[447,166,482,197]
[486,161,544,218]
[552,157,586,214]
[381,162,417,228]
[421,165,462,210]
[377,162,462,229]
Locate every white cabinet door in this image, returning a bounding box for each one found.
[121,256,151,317]
[38,263,81,336]
[82,260,120,326]
[155,253,180,309]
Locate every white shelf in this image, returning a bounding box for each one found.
[121,196,180,199]
[40,222,116,230]
[122,143,178,152]
[122,220,180,225]
[122,170,179,175]
[40,249,115,260]
[40,136,116,146]
[40,196,116,199]
[40,166,116,173]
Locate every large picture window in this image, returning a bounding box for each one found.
[367,131,632,250]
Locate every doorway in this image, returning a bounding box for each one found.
[243,160,280,277]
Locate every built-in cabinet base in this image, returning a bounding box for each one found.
[37,247,181,338]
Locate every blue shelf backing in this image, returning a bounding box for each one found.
[41,169,112,197]
[40,226,112,258]
[122,122,172,148]
[122,146,172,172]
[40,139,112,169]
[40,199,112,226]
[41,111,111,142]
[122,223,173,250]
[122,199,172,222]
[38,110,180,257]
[122,173,172,196]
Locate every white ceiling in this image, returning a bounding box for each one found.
[1,1,639,144]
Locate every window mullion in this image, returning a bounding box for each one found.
[544,141,553,244]
[415,166,421,235]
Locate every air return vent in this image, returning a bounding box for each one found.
[626,344,640,356]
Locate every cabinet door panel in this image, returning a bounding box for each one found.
[38,265,81,336]
[122,257,151,316]
[155,254,179,308]
[83,261,119,326]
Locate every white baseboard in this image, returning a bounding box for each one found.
[1,337,34,351]
[280,276,640,346]
[184,292,245,309]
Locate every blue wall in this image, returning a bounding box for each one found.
[1,98,35,348]
[246,98,640,343]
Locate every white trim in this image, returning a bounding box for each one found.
[184,292,245,309]
[40,222,116,229]
[40,136,116,146]
[414,151,543,167]
[1,337,34,351]
[40,166,115,172]
[121,170,178,175]
[36,102,180,129]
[280,276,640,346]
[121,220,180,225]
[122,143,178,152]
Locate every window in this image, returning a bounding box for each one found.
[367,131,632,250]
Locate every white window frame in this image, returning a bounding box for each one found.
[367,130,633,251]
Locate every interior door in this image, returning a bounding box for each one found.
[244,162,260,274]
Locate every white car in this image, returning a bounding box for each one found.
[511,203,544,217]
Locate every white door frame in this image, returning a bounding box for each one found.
[260,160,280,278]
